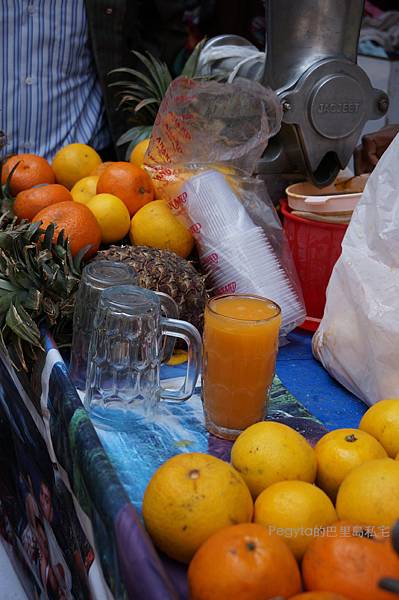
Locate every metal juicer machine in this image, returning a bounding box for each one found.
[199,0,389,191]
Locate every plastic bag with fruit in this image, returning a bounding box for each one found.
[313,132,399,405]
[144,76,306,337]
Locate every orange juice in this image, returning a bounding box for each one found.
[202,295,281,439]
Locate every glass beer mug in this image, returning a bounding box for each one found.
[84,285,202,427]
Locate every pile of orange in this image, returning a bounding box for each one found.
[2,147,103,258]
[141,398,399,600]
[2,142,195,256]
[142,449,399,600]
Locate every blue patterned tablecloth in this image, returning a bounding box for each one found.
[0,328,369,600]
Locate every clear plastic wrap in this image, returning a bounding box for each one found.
[145,77,306,336]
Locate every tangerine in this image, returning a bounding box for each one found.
[188,523,302,600]
[302,521,399,600]
[14,184,72,221]
[90,161,114,176]
[33,201,101,259]
[97,162,154,216]
[289,593,351,600]
[1,154,55,196]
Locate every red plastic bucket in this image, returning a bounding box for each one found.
[281,199,348,331]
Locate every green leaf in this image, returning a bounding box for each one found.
[73,245,91,271]
[108,81,151,93]
[109,68,159,99]
[56,229,66,247]
[145,52,173,90]
[181,38,207,78]
[11,268,35,290]
[134,97,158,114]
[3,161,20,200]
[0,278,18,292]
[23,288,41,312]
[0,291,15,314]
[116,125,152,147]
[130,50,170,99]
[5,302,41,347]
[25,220,43,242]
[43,223,56,250]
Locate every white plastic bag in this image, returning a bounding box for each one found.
[313,133,399,405]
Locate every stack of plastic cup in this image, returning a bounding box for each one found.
[182,170,254,247]
[182,170,305,332]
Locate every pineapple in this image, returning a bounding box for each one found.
[0,214,85,371]
[109,40,208,159]
[95,245,207,334]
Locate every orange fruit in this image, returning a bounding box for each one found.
[52,143,102,189]
[86,193,130,244]
[90,161,114,176]
[71,175,99,205]
[97,162,154,216]
[129,138,150,168]
[359,399,399,458]
[142,452,253,563]
[1,154,55,196]
[289,593,351,600]
[33,201,101,259]
[129,199,194,258]
[302,521,399,600]
[188,523,302,600]
[254,480,337,560]
[231,421,317,498]
[315,428,387,501]
[14,184,72,221]
[336,458,399,528]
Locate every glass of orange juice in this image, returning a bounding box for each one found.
[202,294,282,440]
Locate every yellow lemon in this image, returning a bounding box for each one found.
[86,193,130,244]
[254,480,337,560]
[142,452,253,563]
[315,428,387,501]
[359,399,399,458]
[336,458,399,528]
[167,350,188,366]
[129,138,150,168]
[130,199,194,258]
[231,421,317,498]
[52,143,102,189]
[71,175,99,205]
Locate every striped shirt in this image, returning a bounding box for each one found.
[0,0,111,161]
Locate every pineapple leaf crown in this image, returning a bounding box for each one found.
[0,213,85,371]
[109,39,208,159]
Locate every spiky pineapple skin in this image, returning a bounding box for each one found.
[95,245,207,333]
[0,214,84,370]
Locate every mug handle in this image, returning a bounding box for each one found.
[155,292,179,363]
[160,318,202,401]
